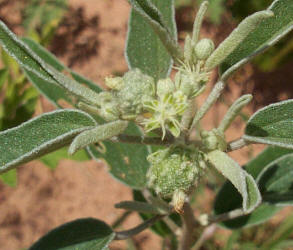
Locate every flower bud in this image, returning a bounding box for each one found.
[194,38,215,60]
[201,129,227,151]
[105,76,124,90]
[97,92,120,121]
[116,69,155,116]
[156,78,175,98]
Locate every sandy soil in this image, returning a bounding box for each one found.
[0,1,292,250]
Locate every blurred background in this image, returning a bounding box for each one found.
[0,0,292,249]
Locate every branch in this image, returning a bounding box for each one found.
[111,211,133,229]
[178,202,198,250]
[110,134,174,146]
[142,189,181,236]
[226,137,256,152]
[114,214,165,240]
[206,208,246,225]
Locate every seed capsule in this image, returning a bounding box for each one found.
[147,146,206,212]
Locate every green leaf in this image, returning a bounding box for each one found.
[213,146,292,229]
[29,218,115,250]
[0,169,17,187]
[0,109,96,173]
[215,186,279,229]
[207,150,261,213]
[19,40,151,190]
[40,147,90,170]
[115,201,164,214]
[0,21,100,105]
[243,100,293,149]
[126,0,179,80]
[257,153,293,205]
[244,146,293,178]
[22,38,101,107]
[220,0,293,79]
[20,38,101,107]
[69,121,129,155]
[205,10,273,71]
[0,68,8,89]
[87,123,150,190]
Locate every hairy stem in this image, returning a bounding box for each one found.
[110,134,174,146]
[226,138,251,152]
[181,100,197,135]
[218,94,252,133]
[189,81,225,133]
[178,202,198,250]
[114,214,165,240]
[206,208,245,225]
[142,189,181,236]
[112,211,133,229]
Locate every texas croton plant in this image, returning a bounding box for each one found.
[0,0,293,249]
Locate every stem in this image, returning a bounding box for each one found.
[142,189,181,236]
[178,202,198,250]
[189,81,225,133]
[114,214,165,240]
[226,138,250,152]
[218,94,252,133]
[192,224,216,250]
[207,208,245,225]
[112,211,133,229]
[110,134,174,146]
[181,100,196,134]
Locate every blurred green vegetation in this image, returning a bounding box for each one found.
[0,0,68,186]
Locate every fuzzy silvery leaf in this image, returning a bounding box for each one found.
[205,10,273,71]
[257,153,293,205]
[0,21,101,106]
[243,100,293,149]
[192,0,209,45]
[22,38,101,107]
[213,146,293,229]
[220,0,293,79]
[69,120,129,155]
[20,39,151,191]
[29,218,115,250]
[0,109,96,173]
[87,123,150,190]
[207,150,261,213]
[127,0,182,74]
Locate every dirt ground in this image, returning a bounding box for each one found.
[0,1,292,250]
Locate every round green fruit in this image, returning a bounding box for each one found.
[147,146,206,199]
